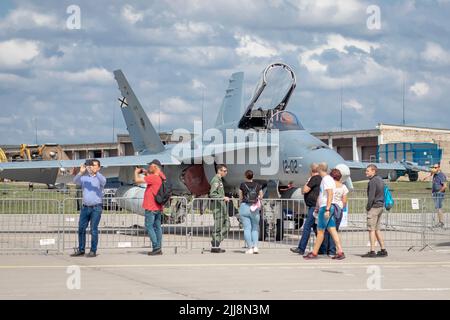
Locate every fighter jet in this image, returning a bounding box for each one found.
[0,63,422,213]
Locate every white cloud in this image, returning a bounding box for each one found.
[421,42,450,65]
[0,8,59,30]
[121,5,144,24]
[409,82,430,97]
[174,21,215,39]
[235,34,279,58]
[295,0,365,25]
[299,34,380,73]
[45,68,114,84]
[344,99,364,112]
[161,97,197,113]
[0,39,39,68]
[192,79,206,90]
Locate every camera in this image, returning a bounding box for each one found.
[84,159,94,166]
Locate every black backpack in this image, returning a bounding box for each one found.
[244,183,259,204]
[155,176,172,206]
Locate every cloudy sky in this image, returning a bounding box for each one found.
[1,0,450,145]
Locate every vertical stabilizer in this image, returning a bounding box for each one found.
[215,72,244,127]
[113,70,165,154]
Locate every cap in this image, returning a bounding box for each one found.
[148,159,162,167]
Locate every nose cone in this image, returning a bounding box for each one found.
[336,163,354,189]
[336,163,350,181]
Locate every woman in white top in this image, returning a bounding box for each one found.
[318,168,349,256]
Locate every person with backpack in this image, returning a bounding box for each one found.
[239,170,264,254]
[362,164,388,258]
[431,163,447,228]
[134,159,167,256]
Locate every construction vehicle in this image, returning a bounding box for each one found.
[0,148,7,163]
[12,144,69,161]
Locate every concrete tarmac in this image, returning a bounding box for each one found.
[0,248,449,300]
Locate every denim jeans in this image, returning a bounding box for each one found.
[239,203,260,248]
[78,204,102,253]
[297,206,318,252]
[145,210,162,250]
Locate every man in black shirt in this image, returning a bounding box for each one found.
[290,163,322,255]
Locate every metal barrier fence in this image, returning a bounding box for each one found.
[0,194,448,254]
[61,196,189,253]
[0,198,62,253]
[188,198,308,251]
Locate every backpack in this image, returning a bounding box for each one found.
[244,183,259,204]
[384,184,394,211]
[155,176,172,206]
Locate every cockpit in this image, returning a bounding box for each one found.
[238,63,299,130]
[267,111,304,131]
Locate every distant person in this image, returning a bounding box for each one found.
[209,164,230,253]
[290,163,322,255]
[362,164,388,258]
[134,159,167,256]
[431,163,447,228]
[239,170,264,254]
[71,159,106,258]
[304,162,345,260]
[321,168,349,256]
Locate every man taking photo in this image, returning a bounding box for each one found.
[71,159,106,258]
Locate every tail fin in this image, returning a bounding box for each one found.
[215,72,244,127]
[113,70,165,154]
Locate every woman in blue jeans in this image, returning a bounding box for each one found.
[239,170,264,254]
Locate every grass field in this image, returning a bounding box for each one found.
[0,180,447,214]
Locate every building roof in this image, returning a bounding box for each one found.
[378,123,450,133]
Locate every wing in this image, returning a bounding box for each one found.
[0,154,181,184]
[346,160,429,182]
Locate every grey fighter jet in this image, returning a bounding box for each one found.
[0,63,424,213]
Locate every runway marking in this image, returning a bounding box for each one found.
[1,261,450,270]
[293,288,450,293]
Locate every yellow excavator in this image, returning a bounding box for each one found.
[13,144,69,161]
[0,148,7,163]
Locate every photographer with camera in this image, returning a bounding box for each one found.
[71,159,106,258]
[134,159,167,256]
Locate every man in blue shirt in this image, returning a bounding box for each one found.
[71,159,106,257]
[431,163,447,228]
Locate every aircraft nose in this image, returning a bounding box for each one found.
[336,163,353,189]
[336,163,350,181]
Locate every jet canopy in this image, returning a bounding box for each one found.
[238,63,297,130]
[267,111,304,131]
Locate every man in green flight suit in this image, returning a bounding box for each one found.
[210,164,230,253]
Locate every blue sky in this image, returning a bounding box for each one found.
[0,0,450,144]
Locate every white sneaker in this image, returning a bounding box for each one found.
[245,248,254,254]
[253,247,259,254]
